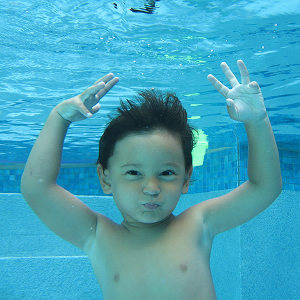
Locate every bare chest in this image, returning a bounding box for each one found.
[90,232,216,300]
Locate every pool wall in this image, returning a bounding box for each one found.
[1,129,300,194]
[0,146,239,195]
[1,190,299,299]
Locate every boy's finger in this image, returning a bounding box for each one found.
[79,83,105,101]
[237,60,251,85]
[91,103,101,114]
[207,74,230,98]
[96,77,119,100]
[221,62,239,88]
[93,73,115,85]
[226,99,238,119]
[77,102,92,118]
[249,81,260,91]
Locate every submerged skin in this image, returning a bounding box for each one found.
[21,61,282,300]
[95,131,215,299]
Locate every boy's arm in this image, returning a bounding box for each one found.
[199,60,282,237]
[21,74,119,253]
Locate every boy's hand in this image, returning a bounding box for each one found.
[207,60,267,124]
[56,73,119,123]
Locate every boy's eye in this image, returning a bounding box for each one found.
[126,170,141,176]
[160,170,175,176]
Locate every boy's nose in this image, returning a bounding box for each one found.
[143,178,160,196]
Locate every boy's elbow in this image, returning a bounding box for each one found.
[21,171,41,203]
[21,172,27,192]
[268,175,282,203]
[275,176,283,198]
[20,173,32,201]
[255,174,282,207]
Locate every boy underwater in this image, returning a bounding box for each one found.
[21,60,282,300]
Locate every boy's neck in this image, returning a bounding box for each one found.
[121,214,175,235]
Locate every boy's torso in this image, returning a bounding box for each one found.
[88,209,217,300]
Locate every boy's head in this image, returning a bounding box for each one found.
[97,89,196,172]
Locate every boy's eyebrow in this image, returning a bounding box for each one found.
[121,163,180,169]
[121,163,142,168]
[161,163,180,169]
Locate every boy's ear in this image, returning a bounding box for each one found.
[97,164,112,195]
[182,166,193,194]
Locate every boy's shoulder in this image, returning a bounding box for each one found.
[95,212,120,233]
[176,203,208,228]
[166,204,212,245]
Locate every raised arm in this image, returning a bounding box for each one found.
[21,74,119,252]
[201,60,282,237]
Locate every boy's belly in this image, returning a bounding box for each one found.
[91,246,217,300]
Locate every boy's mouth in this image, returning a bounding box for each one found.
[143,203,159,210]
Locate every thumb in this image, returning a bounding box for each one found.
[226,99,238,119]
[91,103,101,114]
[76,101,93,118]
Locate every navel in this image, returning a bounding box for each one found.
[114,272,120,282]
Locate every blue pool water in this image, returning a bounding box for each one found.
[1,0,300,194]
[1,0,300,165]
[0,0,300,299]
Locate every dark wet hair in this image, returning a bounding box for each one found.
[97,89,196,172]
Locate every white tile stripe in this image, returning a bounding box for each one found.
[0,256,87,260]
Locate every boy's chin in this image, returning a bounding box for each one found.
[121,213,174,228]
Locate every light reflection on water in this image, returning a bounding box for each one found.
[0,0,300,163]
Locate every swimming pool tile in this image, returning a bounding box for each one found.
[0,143,299,194]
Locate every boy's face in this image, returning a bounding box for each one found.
[98,130,192,227]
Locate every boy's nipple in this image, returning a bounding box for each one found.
[114,272,120,282]
[179,262,188,273]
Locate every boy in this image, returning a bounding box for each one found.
[21,60,282,300]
